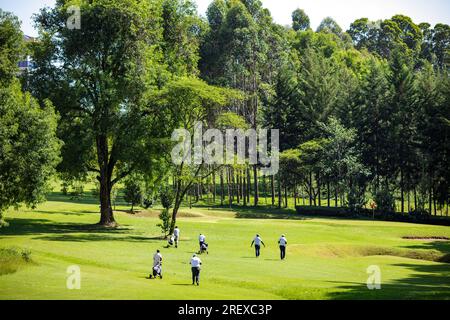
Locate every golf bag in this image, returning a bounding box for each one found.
[151,264,162,279]
[168,235,175,246]
[199,242,208,254]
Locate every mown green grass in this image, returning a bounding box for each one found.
[0,192,449,300]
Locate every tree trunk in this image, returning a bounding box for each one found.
[253,165,259,206]
[335,183,338,208]
[294,184,297,207]
[327,181,330,207]
[243,169,247,206]
[414,187,417,212]
[235,169,240,204]
[317,172,321,207]
[271,175,275,206]
[429,175,433,215]
[220,169,224,206]
[247,167,251,203]
[309,172,313,206]
[227,167,232,208]
[400,169,404,214]
[434,195,437,216]
[97,135,116,227]
[407,189,410,213]
[212,170,216,204]
[284,186,288,208]
[278,175,282,209]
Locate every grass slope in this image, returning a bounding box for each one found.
[0,195,449,300]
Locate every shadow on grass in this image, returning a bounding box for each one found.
[192,203,312,221]
[33,234,164,243]
[32,210,92,216]
[45,192,130,207]
[327,263,450,300]
[0,218,165,243]
[400,241,450,263]
[327,241,450,300]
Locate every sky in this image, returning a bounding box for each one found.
[1,0,449,37]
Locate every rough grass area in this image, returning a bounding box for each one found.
[0,192,449,300]
[304,244,450,263]
[0,247,34,276]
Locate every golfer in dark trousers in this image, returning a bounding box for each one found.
[278,235,287,260]
[251,234,265,257]
[190,254,202,286]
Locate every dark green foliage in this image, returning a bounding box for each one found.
[123,178,143,213]
[292,8,310,32]
[157,208,172,236]
[0,248,33,275]
[159,186,175,210]
[374,188,396,214]
[157,186,175,235]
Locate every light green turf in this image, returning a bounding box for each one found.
[0,193,449,300]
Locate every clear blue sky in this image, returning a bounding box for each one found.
[1,0,449,37]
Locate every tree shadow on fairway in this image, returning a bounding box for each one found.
[46,192,101,205]
[45,191,130,207]
[326,262,450,300]
[33,234,164,243]
[32,210,91,216]
[399,241,450,262]
[0,217,163,243]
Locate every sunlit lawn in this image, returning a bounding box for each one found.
[0,191,449,300]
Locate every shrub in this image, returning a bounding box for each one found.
[0,212,8,228]
[0,247,33,275]
[70,182,84,200]
[374,188,395,214]
[347,185,367,214]
[123,179,143,213]
[159,186,174,210]
[157,186,174,236]
[157,208,171,236]
[91,183,100,197]
[61,181,69,195]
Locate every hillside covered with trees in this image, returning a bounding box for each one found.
[1,0,449,228]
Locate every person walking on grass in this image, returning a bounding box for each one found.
[174,226,180,248]
[278,235,288,260]
[149,250,163,279]
[190,254,202,286]
[251,234,265,258]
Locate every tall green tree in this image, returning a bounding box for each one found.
[292,8,310,32]
[317,17,342,36]
[151,77,242,233]
[29,0,187,226]
[0,10,61,226]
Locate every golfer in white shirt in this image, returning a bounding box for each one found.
[174,226,180,248]
[250,234,266,257]
[150,250,163,279]
[198,233,206,251]
[278,235,288,260]
[190,254,202,286]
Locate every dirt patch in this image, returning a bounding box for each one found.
[402,236,450,241]
[126,210,159,218]
[126,209,204,218]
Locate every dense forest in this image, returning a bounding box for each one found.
[0,0,449,229]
